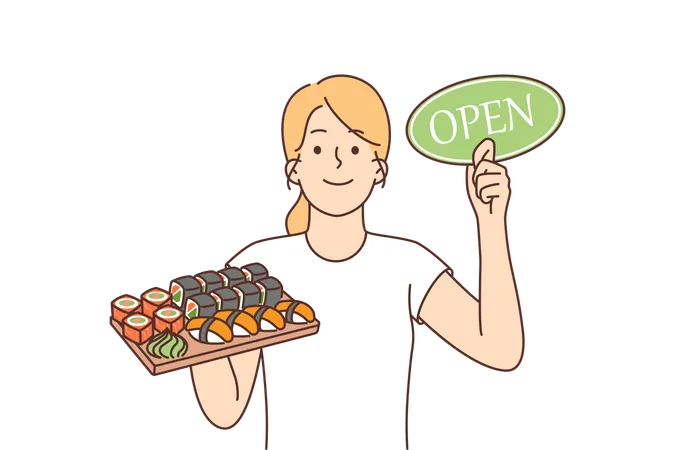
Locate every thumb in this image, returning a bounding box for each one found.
[466,163,477,199]
[472,138,495,167]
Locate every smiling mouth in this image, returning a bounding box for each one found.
[323,178,354,186]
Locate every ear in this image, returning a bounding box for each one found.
[286,159,301,185]
[374,158,388,185]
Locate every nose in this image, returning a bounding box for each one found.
[334,146,343,169]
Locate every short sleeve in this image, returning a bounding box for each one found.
[226,242,261,269]
[407,242,452,325]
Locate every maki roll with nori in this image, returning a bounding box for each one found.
[217,267,246,287]
[241,263,268,282]
[255,277,283,307]
[210,287,239,311]
[195,270,224,293]
[233,282,261,308]
[184,293,217,319]
[170,276,201,309]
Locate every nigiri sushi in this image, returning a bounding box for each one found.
[214,310,259,336]
[186,317,233,344]
[244,305,285,331]
[275,300,315,323]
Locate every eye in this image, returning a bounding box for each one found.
[313,145,322,155]
[351,146,359,155]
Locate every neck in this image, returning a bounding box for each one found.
[306,206,367,261]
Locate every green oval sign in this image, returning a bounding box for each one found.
[406,75,565,165]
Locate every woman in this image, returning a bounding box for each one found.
[191,75,524,449]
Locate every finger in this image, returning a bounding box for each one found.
[472,138,495,167]
[478,183,501,203]
[475,174,506,197]
[473,160,506,185]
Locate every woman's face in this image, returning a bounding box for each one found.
[286,106,387,217]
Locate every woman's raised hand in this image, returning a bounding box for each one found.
[465,138,511,221]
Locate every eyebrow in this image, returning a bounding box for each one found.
[310,129,327,134]
[349,129,364,134]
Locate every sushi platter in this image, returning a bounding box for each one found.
[111,263,320,376]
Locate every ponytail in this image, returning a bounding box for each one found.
[286,192,309,235]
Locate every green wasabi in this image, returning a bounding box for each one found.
[146,330,188,359]
[170,336,186,359]
[160,337,179,358]
[147,330,170,356]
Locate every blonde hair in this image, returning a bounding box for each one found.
[282,75,391,235]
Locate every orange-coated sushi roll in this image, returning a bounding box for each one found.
[153,306,185,334]
[123,314,153,344]
[111,295,141,323]
[141,288,171,317]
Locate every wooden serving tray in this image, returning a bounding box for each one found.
[111,296,320,375]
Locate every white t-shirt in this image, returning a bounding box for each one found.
[228,232,451,449]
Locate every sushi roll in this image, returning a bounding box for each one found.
[141,288,171,317]
[217,267,247,287]
[241,263,268,282]
[214,310,259,336]
[123,314,153,344]
[244,305,285,331]
[184,293,217,319]
[153,306,185,334]
[232,282,261,308]
[275,300,315,324]
[169,276,201,309]
[186,317,233,344]
[255,277,283,307]
[111,295,141,323]
[210,287,239,311]
[194,270,224,293]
